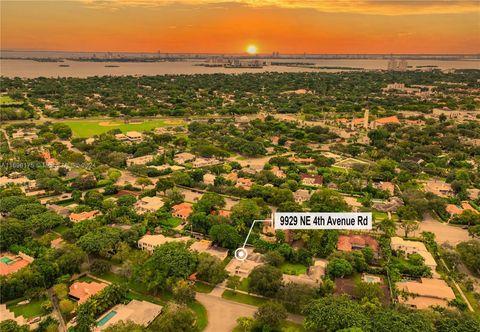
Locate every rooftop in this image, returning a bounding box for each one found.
[396,277,455,309]
[95,300,162,331]
[0,252,34,276]
[69,210,99,223]
[69,281,108,304]
[337,235,379,253]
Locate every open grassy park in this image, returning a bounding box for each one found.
[63,119,184,137]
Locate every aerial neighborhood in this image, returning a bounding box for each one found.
[0,69,479,331]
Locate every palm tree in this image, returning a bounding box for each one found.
[237,317,254,332]
[376,218,397,237]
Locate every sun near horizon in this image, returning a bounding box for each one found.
[246,45,258,55]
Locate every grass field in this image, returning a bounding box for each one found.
[280,263,307,276]
[6,298,44,318]
[222,290,267,306]
[63,119,184,137]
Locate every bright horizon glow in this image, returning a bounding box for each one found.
[1,1,479,54]
[246,45,257,55]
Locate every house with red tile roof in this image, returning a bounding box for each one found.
[225,172,238,182]
[337,235,380,257]
[0,252,34,276]
[217,210,231,218]
[370,116,401,128]
[69,281,108,304]
[69,210,99,223]
[446,201,478,217]
[235,178,254,190]
[40,150,60,167]
[172,202,193,220]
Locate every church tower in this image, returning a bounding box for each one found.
[364,108,369,129]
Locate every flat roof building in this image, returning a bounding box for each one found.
[396,278,455,310]
[126,154,155,167]
[95,300,162,331]
[391,237,437,270]
[189,240,229,261]
[138,234,190,254]
[134,196,164,214]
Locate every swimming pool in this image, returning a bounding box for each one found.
[97,310,117,326]
[0,257,14,265]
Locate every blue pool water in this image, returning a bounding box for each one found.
[97,310,117,326]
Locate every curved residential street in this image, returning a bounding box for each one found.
[196,287,304,332]
[395,213,470,246]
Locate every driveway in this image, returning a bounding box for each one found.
[196,292,257,332]
[395,213,470,246]
[196,290,303,332]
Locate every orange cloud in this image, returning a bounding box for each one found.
[80,0,480,15]
[2,0,478,53]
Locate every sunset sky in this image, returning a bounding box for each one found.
[1,1,479,54]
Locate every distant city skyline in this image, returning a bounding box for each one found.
[1,1,479,54]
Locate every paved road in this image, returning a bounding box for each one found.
[196,288,303,332]
[395,213,470,246]
[0,129,12,150]
[47,289,67,332]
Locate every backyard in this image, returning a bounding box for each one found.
[280,263,307,276]
[6,298,45,319]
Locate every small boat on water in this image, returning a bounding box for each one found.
[104,65,120,68]
[58,64,70,67]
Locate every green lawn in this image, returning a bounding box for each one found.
[222,290,267,307]
[53,224,70,235]
[280,263,307,276]
[460,285,480,313]
[6,298,45,319]
[76,275,97,283]
[127,293,207,330]
[238,278,250,292]
[232,320,306,332]
[93,271,149,294]
[161,217,183,228]
[0,96,23,106]
[373,211,388,221]
[193,281,215,293]
[64,119,184,137]
[226,276,249,292]
[188,300,208,331]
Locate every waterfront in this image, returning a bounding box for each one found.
[1,58,478,78]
